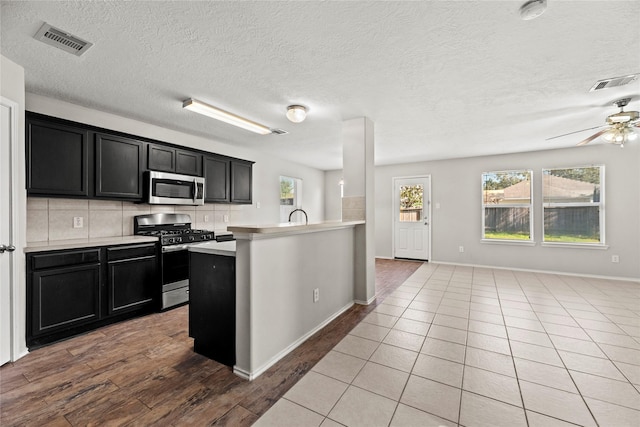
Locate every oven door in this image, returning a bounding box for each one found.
[161,247,190,309]
[147,171,205,205]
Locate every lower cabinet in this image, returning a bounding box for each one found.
[189,251,236,366]
[27,243,159,348]
[106,244,158,315]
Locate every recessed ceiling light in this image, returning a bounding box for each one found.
[520,0,547,20]
[286,105,307,123]
[182,98,272,135]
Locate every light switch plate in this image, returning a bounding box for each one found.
[73,217,83,228]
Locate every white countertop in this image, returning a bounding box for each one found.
[227,220,365,236]
[24,235,159,253]
[188,240,237,256]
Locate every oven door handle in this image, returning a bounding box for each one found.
[162,244,191,253]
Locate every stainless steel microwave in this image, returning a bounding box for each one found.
[146,171,205,205]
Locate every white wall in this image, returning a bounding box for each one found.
[374,144,640,279]
[25,93,326,226]
[324,169,343,220]
[1,55,28,359]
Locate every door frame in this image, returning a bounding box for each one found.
[1,97,22,362]
[391,175,432,261]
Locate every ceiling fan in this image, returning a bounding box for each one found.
[546,98,640,147]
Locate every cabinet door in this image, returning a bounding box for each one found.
[230,160,252,204]
[106,244,158,315]
[148,144,175,172]
[95,133,144,199]
[189,252,235,366]
[30,263,101,337]
[203,156,230,202]
[176,149,202,176]
[27,118,89,196]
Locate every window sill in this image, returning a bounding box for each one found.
[481,239,536,247]
[541,242,609,250]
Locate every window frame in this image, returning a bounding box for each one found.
[541,165,605,247]
[481,169,534,244]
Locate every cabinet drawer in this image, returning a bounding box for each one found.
[31,249,101,271]
[107,243,157,261]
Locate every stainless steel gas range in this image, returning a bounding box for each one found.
[134,213,215,310]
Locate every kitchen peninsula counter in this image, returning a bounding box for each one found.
[227,220,364,236]
[229,220,365,380]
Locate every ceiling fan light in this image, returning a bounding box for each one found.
[286,105,307,123]
[519,0,547,20]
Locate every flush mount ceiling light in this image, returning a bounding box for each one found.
[520,0,547,20]
[182,98,272,135]
[286,105,307,123]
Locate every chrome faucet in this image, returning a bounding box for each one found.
[288,208,308,224]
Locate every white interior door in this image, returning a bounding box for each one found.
[393,176,430,260]
[1,100,15,365]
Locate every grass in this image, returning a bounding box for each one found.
[484,231,600,243]
[484,232,531,240]
[543,234,600,243]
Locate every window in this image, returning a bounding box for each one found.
[482,170,533,241]
[279,176,303,222]
[542,166,603,244]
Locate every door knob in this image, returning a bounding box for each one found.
[0,244,16,253]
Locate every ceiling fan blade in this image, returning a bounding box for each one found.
[546,125,607,141]
[576,129,610,146]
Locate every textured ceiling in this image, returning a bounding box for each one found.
[1,1,639,170]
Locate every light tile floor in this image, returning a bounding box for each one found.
[253,263,640,427]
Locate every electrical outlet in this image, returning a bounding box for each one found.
[435,202,441,209]
[459,246,464,253]
[313,288,319,303]
[204,215,209,222]
[611,255,620,263]
[257,202,261,209]
[73,216,83,228]
[223,214,229,223]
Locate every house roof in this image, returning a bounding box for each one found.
[1,1,639,170]
[503,174,598,200]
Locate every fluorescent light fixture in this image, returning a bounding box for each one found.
[182,98,272,135]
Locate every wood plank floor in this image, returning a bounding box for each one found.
[0,258,422,426]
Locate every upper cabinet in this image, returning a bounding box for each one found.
[26,118,90,197]
[203,155,230,203]
[95,133,144,199]
[230,160,253,204]
[26,112,252,204]
[148,144,201,176]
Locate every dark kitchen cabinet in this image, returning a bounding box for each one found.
[26,243,159,349]
[203,155,230,202]
[148,144,175,172]
[26,117,90,197]
[106,243,158,315]
[148,144,201,176]
[95,133,144,199]
[189,252,236,366]
[28,249,101,343]
[176,149,201,176]
[230,160,253,204]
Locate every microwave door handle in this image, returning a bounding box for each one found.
[192,179,197,204]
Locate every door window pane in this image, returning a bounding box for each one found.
[399,184,423,222]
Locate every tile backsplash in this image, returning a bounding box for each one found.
[27,197,245,243]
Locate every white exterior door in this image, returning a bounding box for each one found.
[0,100,15,365]
[393,176,430,260]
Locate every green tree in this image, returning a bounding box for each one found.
[546,167,600,184]
[483,172,530,190]
[400,185,423,209]
[280,178,293,200]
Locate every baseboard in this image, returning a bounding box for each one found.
[375,256,394,260]
[354,295,377,305]
[430,260,640,283]
[233,301,355,381]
